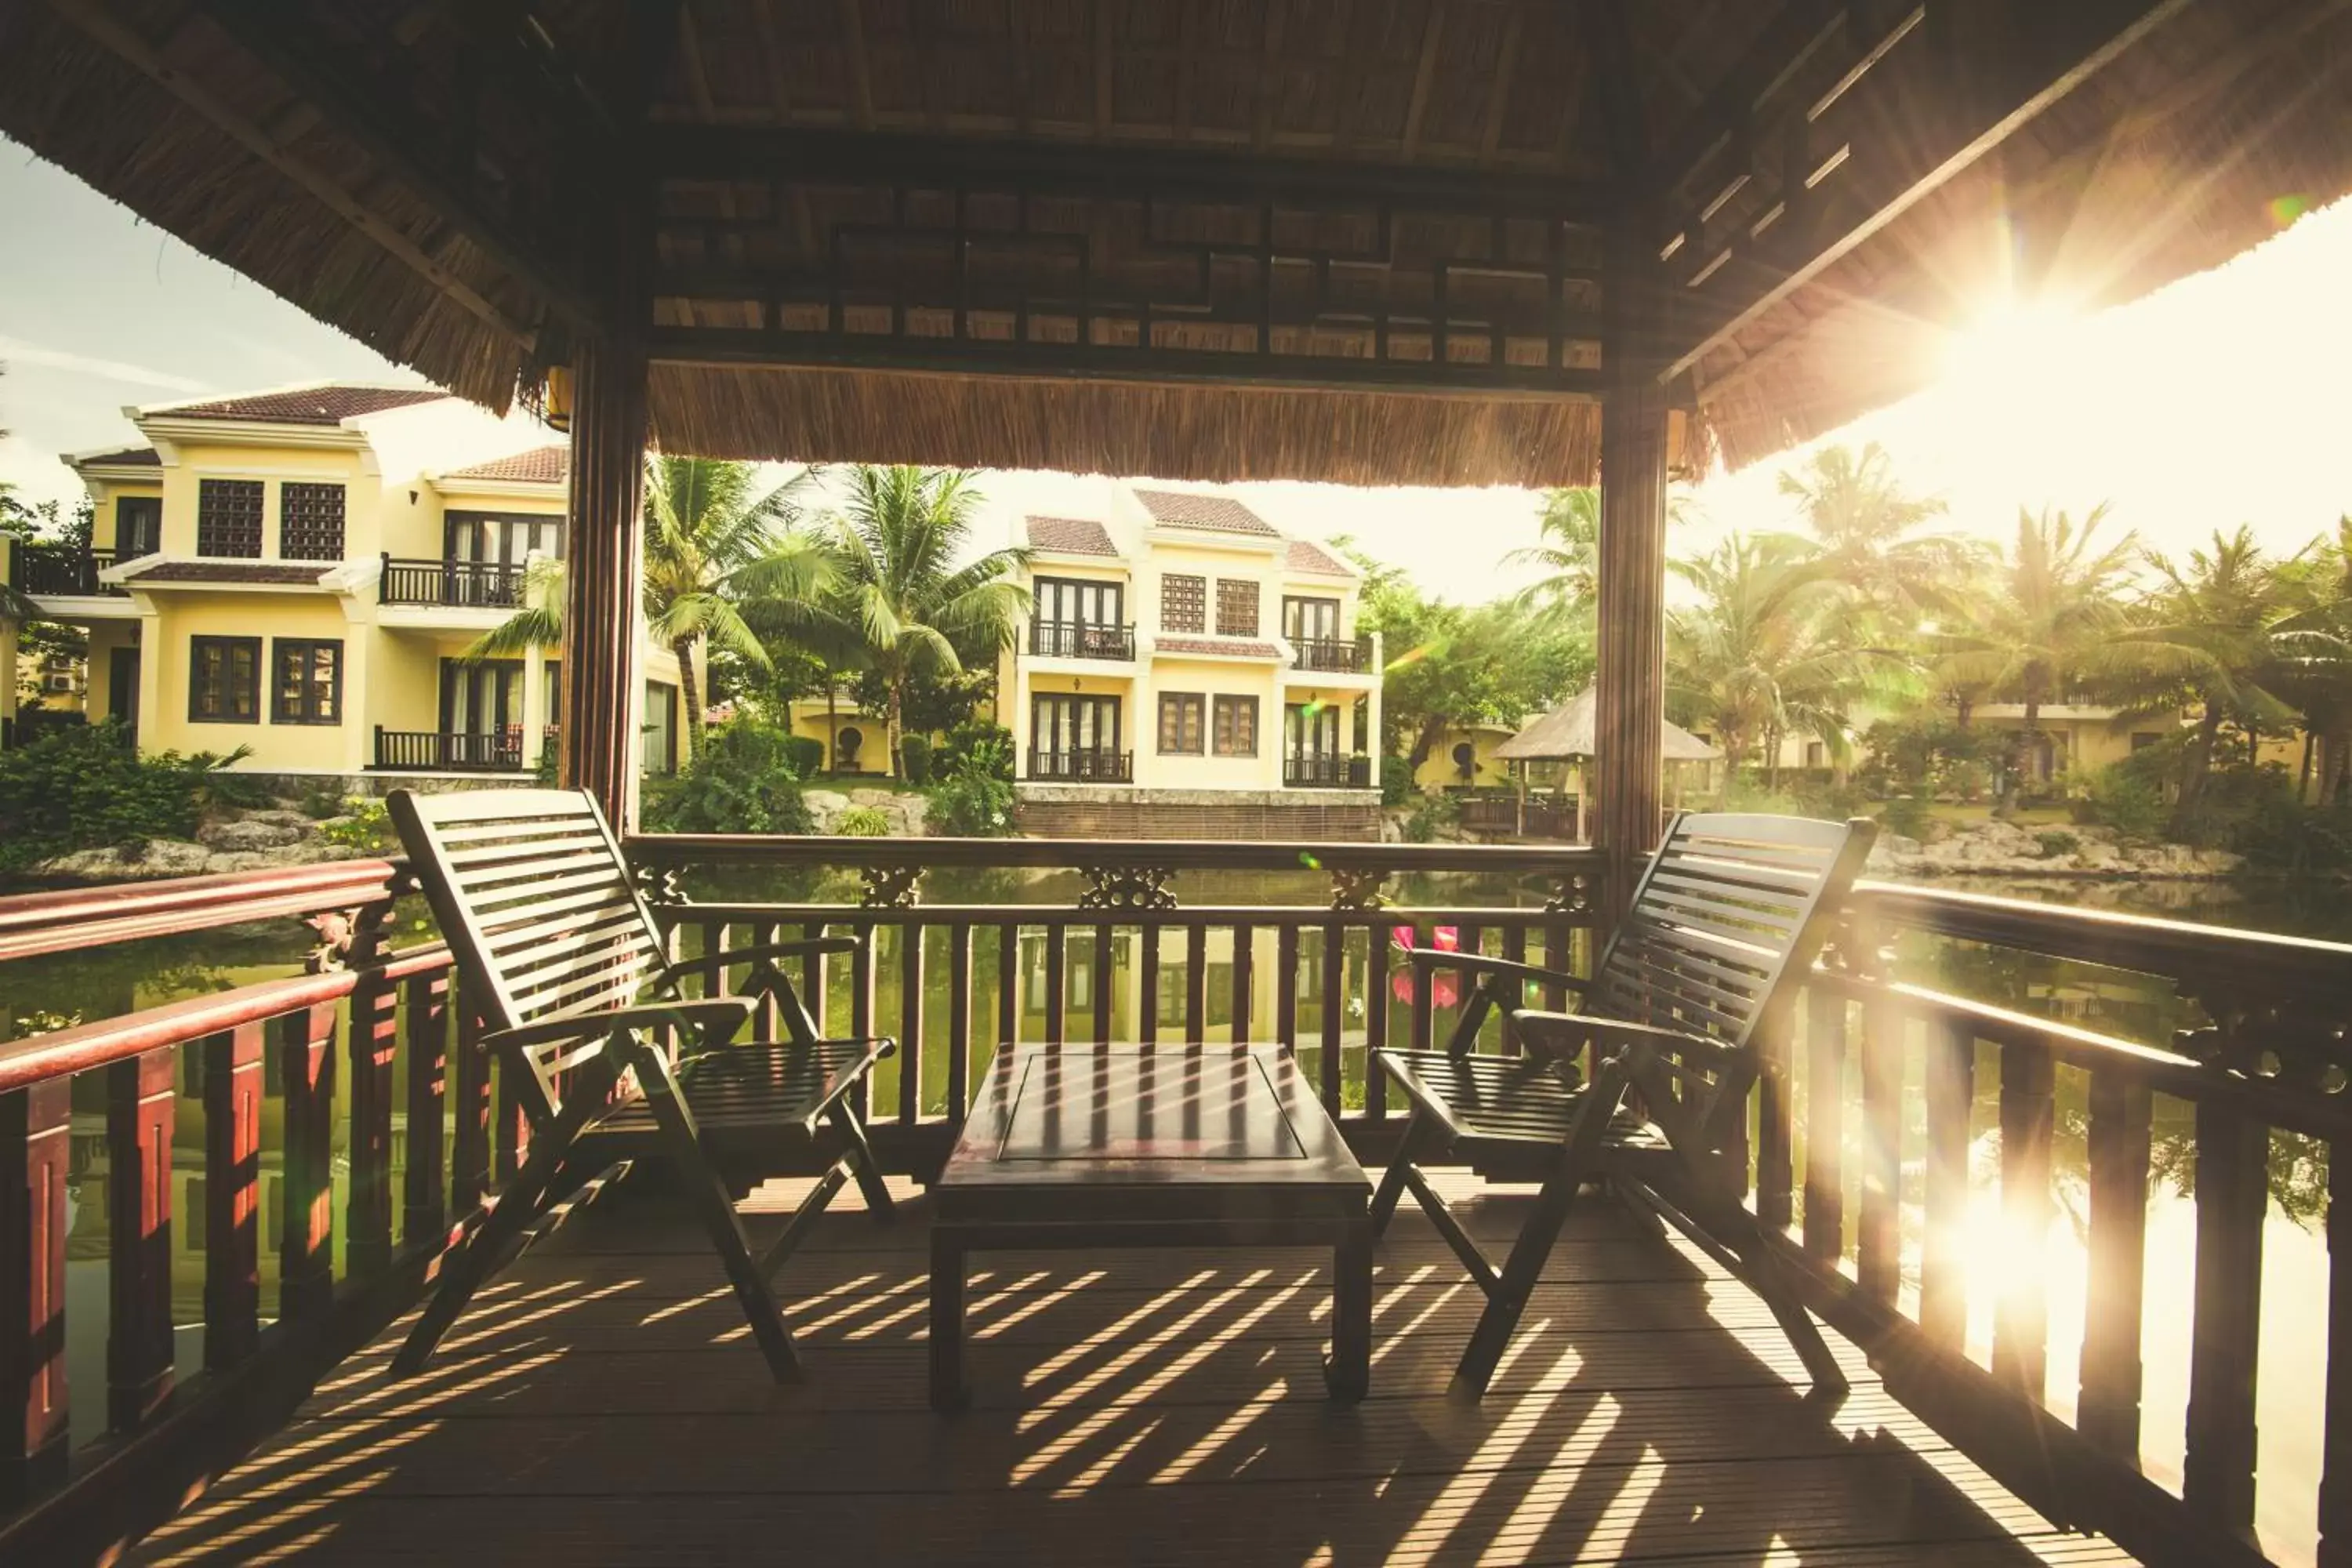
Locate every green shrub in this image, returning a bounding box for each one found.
[1380,755,1414,807]
[782,735,826,778]
[1402,791,1460,843]
[2081,764,2166,840]
[2034,829,2081,858]
[937,720,1014,780]
[927,739,1017,837]
[320,798,396,853]
[898,734,934,786]
[1879,795,1932,841]
[834,806,892,837]
[0,721,251,872]
[639,717,815,834]
[2233,793,2352,873]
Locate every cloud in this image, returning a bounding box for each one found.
[0,339,210,394]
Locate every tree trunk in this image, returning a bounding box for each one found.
[824,671,838,777]
[1764,725,1782,790]
[885,677,906,781]
[1406,713,1447,770]
[2299,730,2316,804]
[2169,696,2226,837]
[2002,695,2041,815]
[671,637,703,734]
[1955,694,1974,728]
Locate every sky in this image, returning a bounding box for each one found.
[6,143,2352,602]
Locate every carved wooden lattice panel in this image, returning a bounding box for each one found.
[196,479,263,558]
[1161,574,1206,633]
[280,483,348,561]
[1215,579,1259,637]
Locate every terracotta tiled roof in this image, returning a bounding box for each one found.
[1132,488,1278,536]
[75,446,160,467]
[124,561,333,586]
[1025,515,1118,555]
[1284,538,1352,575]
[1154,636,1281,659]
[444,445,569,485]
[151,386,445,426]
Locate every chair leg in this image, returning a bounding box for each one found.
[1452,1061,1626,1399]
[827,1095,896,1222]
[392,1102,584,1376]
[633,1042,804,1385]
[1370,1109,1430,1236]
[1697,1190,1849,1398]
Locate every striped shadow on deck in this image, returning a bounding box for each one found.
[127,1172,2138,1567]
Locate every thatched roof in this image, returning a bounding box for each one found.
[1497,689,1721,763]
[5,2,2348,485]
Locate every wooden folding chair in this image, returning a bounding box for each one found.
[386,786,896,1384]
[1372,812,1877,1398]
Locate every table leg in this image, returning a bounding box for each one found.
[1326,1218,1372,1403]
[930,1229,968,1413]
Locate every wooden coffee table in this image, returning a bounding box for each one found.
[930,1040,1373,1412]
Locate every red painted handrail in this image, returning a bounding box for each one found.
[0,858,402,963]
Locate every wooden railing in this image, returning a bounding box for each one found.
[1025,749,1134,783]
[0,862,479,1563]
[1457,793,1581,839]
[1289,633,1375,674]
[378,556,526,608]
[372,727,525,771]
[10,546,123,597]
[1283,753,1372,789]
[6,833,2345,1568]
[1028,619,1136,661]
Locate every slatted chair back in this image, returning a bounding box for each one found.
[389,786,669,1109]
[1583,812,1875,1131]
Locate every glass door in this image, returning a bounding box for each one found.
[1030,695,1123,778]
[1282,596,1341,642]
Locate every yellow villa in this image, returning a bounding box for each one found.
[1,384,688,782]
[999,488,1383,837]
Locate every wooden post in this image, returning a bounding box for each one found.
[107,1047,176,1432]
[1,1081,71,1506]
[561,176,654,831]
[1592,229,1671,918]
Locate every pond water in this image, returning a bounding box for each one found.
[2,869,2340,1563]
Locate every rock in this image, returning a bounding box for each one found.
[199,817,307,851]
[236,808,318,831]
[204,844,363,874]
[35,840,215,880]
[895,795,931,833]
[848,788,898,808]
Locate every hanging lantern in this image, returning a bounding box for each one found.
[543,365,574,433]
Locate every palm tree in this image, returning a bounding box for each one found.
[819,466,1030,779]
[1777,441,1984,618]
[2270,517,2352,806]
[1509,485,1697,622]
[1932,506,2211,811]
[2139,527,2336,832]
[1665,532,1911,787]
[469,456,826,735]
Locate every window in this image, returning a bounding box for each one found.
[272,638,343,724]
[645,681,680,775]
[1031,694,1123,772]
[1158,692,1205,754]
[1283,595,1340,642]
[114,495,162,558]
[1805,741,1825,768]
[1216,578,1260,637]
[188,635,261,722]
[447,511,563,564]
[1034,576,1123,628]
[1161,573,1206,633]
[2132,732,2164,752]
[1212,695,1258,757]
[195,479,264,557]
[279,483,347,560]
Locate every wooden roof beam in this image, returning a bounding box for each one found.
[1662,0,2193,383]
[653,124,1618,220]
[196,0,604,333]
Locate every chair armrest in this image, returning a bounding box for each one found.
[1512,1011,1738,1073]
[482,997,756,1056]
[1404,950,1590,994]
[661,935,862,983]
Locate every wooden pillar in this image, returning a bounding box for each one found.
[562,181,654,831]
[1592,227,1671,916]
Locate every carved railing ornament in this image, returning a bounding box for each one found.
[1543,873,1595,916]
[2174,983,2351,1094]
[1817,909,1893,984]
[1330,868,1389,912]
[633,862,687,906]
[1077,866,1178,912]
[304,897,394,975]
[858,864,924,909]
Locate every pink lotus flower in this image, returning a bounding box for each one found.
[1389,925,1462,1008]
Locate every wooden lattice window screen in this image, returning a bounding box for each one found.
[1216,578,1260,637]
[280,483,347,561]
[196,479,264,557]
[1161,574,1206,633]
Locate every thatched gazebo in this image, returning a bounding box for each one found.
[1497,687,1724,839]
[5,0,2349,906]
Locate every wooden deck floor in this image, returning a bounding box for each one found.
[129,1171,2139,1566]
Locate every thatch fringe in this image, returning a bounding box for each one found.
[0,7,530,415]
[648,362,1609,488]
